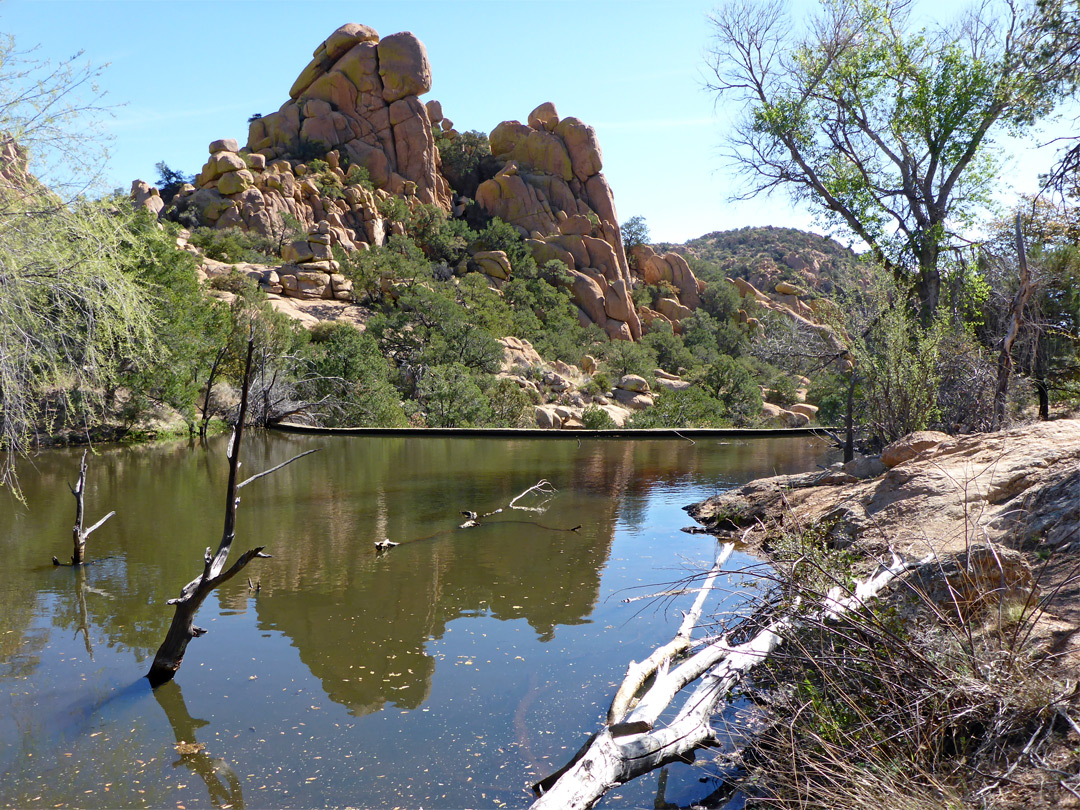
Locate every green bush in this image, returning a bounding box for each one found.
[345,164,374,190]
[188,226,277,264]
[628,387,728,428]
[582,405,618,430]
[700,355,762,425]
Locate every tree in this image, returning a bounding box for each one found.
[0,39,156,492]
[620,215,650,268]
[707,0,1080,317]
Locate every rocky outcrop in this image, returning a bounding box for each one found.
[628,245,704,334]
[729,275,852,369]
[476,102,641,342]
[687,419,1080,566]
[162,22,450,262]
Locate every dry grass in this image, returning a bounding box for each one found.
[725,520,1080,810]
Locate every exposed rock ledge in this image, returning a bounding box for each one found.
[687,418,1080,650]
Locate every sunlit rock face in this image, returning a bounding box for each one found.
[142,26,673,339]
[477,102,643,341]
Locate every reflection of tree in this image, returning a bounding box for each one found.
[153,680,244,810]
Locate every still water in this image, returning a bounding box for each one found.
[0,433,833,809]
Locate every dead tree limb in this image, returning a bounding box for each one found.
[530,550,924,809]
[147,334,318,688]
[54,449,115,566]
[508,479,557,512]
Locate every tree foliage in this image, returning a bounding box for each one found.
[707,0,1080,315]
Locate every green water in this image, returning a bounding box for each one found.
[0,433,833,808]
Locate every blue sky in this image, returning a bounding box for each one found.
[2,0,1072,243]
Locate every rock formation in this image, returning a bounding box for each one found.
[475,102,643,341]
[133,24,665,340]
[627,244,704,334]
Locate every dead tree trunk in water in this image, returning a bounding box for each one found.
[147,335,317,688]
[54,449,115,566]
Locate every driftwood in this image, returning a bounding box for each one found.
[53,449,114,566]
[529,548,924,809]
[147,336,318,687]
[376,480,566,553]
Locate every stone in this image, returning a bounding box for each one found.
[881,431,951,468]
[528,101,559,131]
[209,138,239,154]
[656,297,692,322]
[499,336,543,370]
[554,116,603,181]
[843,455,886,480]
[130,179,164,215]
[616,374,650,393]
[581,354,597,374]
[217,169,254,196]
[775,280,805,296]
[789,403,819,420]
[425,99,443,124]
[474,250,511,280]
[322,23,379,62]
[282,239,315,265]
[535,405,562,429]
[378,32,432,102]
[908,544,1034,621]
[762,402,810,428]
[611,387,654,410]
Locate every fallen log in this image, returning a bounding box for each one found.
[53,449,114,566]
[529,549,924,809]
[147,334,318,688]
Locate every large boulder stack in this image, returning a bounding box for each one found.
[249,25,449,208]
[475,103,642,342]
[169,23,451,260]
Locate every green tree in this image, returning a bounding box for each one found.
[621,215,650,268]
[628,388,729,428]
[418,363,491,427]
[0,31,156,490]
[707,0,1080,316]
[701,355,763,424]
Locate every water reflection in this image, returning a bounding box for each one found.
[0,433,833,808]
[154,681,244,809]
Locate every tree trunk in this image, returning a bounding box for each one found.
[994,215,1034,429]
[844,371,856,463]
[56,449,115,566]
[530,551,924,809]
[149,336,264,687]
[1034,341,1050,421]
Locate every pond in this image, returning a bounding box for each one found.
[0,433,834,809]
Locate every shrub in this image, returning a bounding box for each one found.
[188,227,277,264]
[345,164,374,190]
[628,387,728,428]
[582,405,618,430]
[700,355,762,425]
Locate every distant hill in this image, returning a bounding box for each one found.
[655,226,864,297]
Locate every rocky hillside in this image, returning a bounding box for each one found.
[131,22,703,343]
[659,225,864,298]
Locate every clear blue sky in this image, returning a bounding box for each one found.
[2,0,1070,243]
